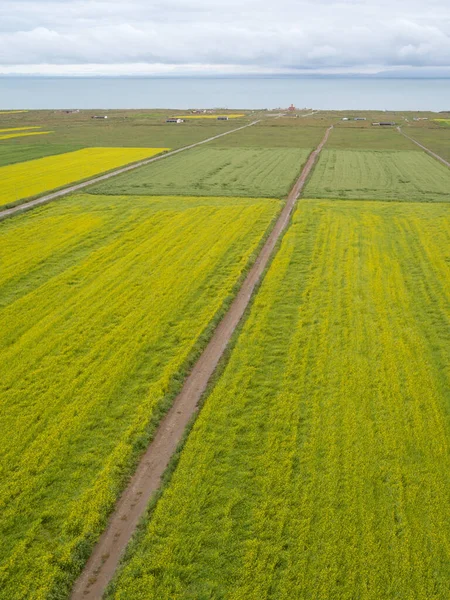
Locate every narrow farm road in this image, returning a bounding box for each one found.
[397,127,450,168]
[70,125,333,600]
[0,120,260,221]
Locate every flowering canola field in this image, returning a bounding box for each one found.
[0,130,52,142]
[0,147,168,208]
[109,200,450,600]
[0,127,42,133]
[0,193,281,600]
[0,110,29,114]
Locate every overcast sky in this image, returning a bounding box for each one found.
[0,0,449,76]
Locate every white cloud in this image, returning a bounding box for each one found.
[0,0,449,74]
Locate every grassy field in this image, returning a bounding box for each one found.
[91,147,310,198]
[210,125,325,148]
[304,149,450,202]
[326,127,418,150]
[0,193,281,600]
[0,110,28,115]
[0,110,247,166]
[175,114,245,119]
[0,126,42,133]
[0,147,168,208]
[0,130,52,141]
[404,128,450,162]
[0,143,84,167]
[109,200,450,600]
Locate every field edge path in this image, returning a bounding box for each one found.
[0,120,260,221]
[397,127,450,168]
[70,125,333,600]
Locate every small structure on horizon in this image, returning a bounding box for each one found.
[166,118,184,123]
[288,104,296,112]
[92,115,108,119]
[372,121,396,126]
[217,116,229,120]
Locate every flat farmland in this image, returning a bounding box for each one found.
[0,110,247,153]
[91,147,310,198]
[210,125,325,148]
[404,127,450,162]
[0,130,53,141]
[0,147,167,208]
[0,143,83,167]
[326,127,418,150]
[304,149,450,202]
[109,200,450,600]
[0,193,281,599]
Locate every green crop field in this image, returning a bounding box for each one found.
[91,147,310,198]
[0,110,246,167]
[0,193,281,600]
[109,200,450,600]
[210,125,325,148]
[404,128,450,162]
[0,143,84,167]
[326,127,418,150]
[304,149,450,202]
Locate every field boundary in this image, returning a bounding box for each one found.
[0,120,260,222]
[397,127,450,168]
[70,125,333,600]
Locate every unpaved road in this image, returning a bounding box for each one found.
[0,120,260,222]
[70,125,333,600]
[398,127,450,168]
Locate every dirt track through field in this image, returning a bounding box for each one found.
[0,120,260,222]
[70,125,333,600]
[398,127,450,168]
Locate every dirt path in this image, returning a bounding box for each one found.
[70,125,333,600]
[397,127,450,168]
[0,120,260,222]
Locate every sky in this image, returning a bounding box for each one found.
[0,0,449,76]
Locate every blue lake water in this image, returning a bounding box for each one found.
[0,76,449,111]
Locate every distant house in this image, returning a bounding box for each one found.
[342,117,349,121]
[354,117,366,121]
[217,116,229,120]
[372,121,396,126]
[288,104,296,112]
[92,115,108,119]
[166,118,184,123]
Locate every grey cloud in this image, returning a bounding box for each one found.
[0,0,449,74]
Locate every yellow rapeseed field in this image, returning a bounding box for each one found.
[0,110,29,114]
[0,147,168,207]
[0,126,41,133]
[0,193,281,600]
[110,200,450,600]
[0,131,52,141]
